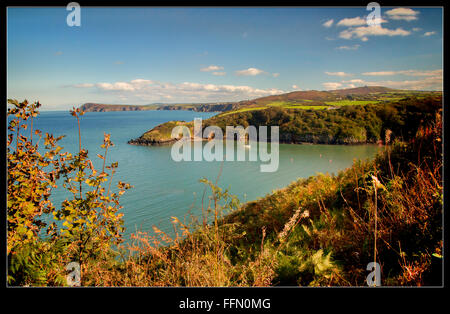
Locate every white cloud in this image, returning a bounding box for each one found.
[339,25,411,41]
[362,71,397,76]
[200,65,224,72]
[323,82,343,90]
[212,72,226,76]
[342,79,365,84]
[337,16,387,27]
[325,69,442,91]
[95,82,136,91]
[272,73,280,78]
[336,44,360,50]
[360,77,441,90]
[337,17,366,27]
[235,67,266,76]
[325,71,352,77]
[424,31,436,36]
[72,78,285,103]
[385,8,420,21]
[362,69,442,77]
[130,79,154,84]
[323,19,334,28]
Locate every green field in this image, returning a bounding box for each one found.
[266,101,292,107]
[324,100,381,106]
[284,105,329,110]
[219,107,267,116]
[266,100,314,107]
[220,104,330,116]
[377,97,405,102]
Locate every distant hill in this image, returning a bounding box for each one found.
[239,86,398,107]
[237,90,335,108]
[79,86,441,113]
[329,86,396,96]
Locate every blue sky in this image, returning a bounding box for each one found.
[7,6,443,110]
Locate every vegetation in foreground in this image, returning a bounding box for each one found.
[7,98,442,286]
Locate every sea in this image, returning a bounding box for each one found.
[9,110,382,240]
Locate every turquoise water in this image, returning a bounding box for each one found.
[14,110,381,240]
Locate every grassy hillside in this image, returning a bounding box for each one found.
[224,86,440,113]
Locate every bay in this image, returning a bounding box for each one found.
[17,110,382,240]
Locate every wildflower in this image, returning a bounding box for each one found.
[385,129,392,144]
[278,208,309,242]
[371,175,386,191]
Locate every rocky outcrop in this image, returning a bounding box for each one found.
[127,137,178,146]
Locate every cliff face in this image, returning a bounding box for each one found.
[80,103,238,113]
[80,103,144,112]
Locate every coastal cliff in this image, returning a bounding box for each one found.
[80,102,239,113]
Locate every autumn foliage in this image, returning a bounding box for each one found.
[7,99,131,285]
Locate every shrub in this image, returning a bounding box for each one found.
[7,99,131,286]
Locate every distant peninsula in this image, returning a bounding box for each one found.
[79,102,240,113]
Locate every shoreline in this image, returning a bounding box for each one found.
[127,137,384,147]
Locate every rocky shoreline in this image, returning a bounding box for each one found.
[128,136,210,146]
[127,138,178,146]
[127,133,378,146]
